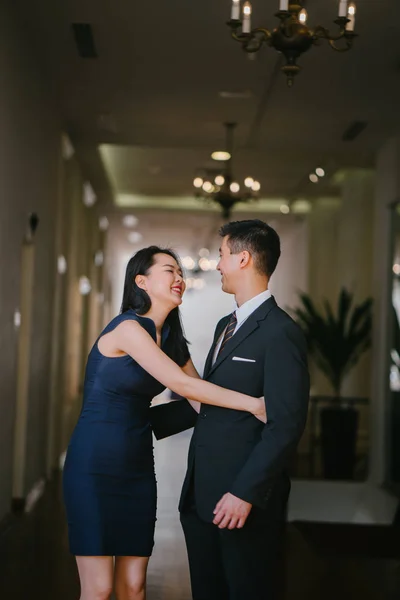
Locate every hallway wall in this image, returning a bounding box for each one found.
[0,5,107,522]
[0,4,62,519]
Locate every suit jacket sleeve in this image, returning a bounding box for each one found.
[150,399,198,440]
[229,321,310,507]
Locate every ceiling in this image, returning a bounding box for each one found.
[13,0,400,207]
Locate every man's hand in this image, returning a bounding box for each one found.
[213,492,252,529]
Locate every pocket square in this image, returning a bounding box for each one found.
[232,356,256,363]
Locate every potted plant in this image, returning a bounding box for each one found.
[292,288,373,480]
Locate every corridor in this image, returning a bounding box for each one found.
[1,430,399,600]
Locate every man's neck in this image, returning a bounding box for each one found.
[234,284,269,308]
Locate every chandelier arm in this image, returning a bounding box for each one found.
[251,28,272,43]
[328,37,354,52]
[231,26,271,50]
[312,24,347,43]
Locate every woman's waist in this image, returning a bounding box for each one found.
[81,396,152,421]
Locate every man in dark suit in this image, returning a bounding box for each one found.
[179,219,310,600]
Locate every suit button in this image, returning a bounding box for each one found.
[201,412,207,418]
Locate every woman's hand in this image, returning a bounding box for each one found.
[254,397,267,423]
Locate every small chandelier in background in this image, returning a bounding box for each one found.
[228,1,357,86]
[182,249,219,292]
[193,122,260,219]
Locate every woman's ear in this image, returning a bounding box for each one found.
[135,275,147,291]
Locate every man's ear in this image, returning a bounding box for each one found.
[239,251,251,268]
[135,275,147,291]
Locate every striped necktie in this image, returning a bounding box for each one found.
[217,311,237,358]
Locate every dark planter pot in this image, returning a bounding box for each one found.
[320,406,359,480]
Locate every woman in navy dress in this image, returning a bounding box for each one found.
[63,246,265,600]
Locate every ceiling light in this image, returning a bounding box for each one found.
[299,9,307,24]
[309,173,319,183]
[211,151,231,161]
[94,250,104,267]
[182,256,195,270]
[231,0,240,20]
[280,204,290,214]
[99,216,109,231]
[393,264,400,275]
[14,310,21,329]
[242,2,252,34]
[227,1,357,86]
[193,177,203,188]
[127,231,143,244]
[199,258,211,271]
[193,278,206,290]
[57,255,67,275]
[83,182,96,207]
[122,214,139,228]
[193,122,260,219]
[199,248,210,258]
[79,276,92,296]
[348,2,356,16]
[315,167,325,177]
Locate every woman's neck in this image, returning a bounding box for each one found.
[142,305,170,333]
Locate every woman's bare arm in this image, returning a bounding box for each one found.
[181,359,201,413]
[108,320,264,420]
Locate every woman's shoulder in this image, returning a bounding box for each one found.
[102,310,142,333]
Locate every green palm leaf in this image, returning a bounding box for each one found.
[291,288,373,398]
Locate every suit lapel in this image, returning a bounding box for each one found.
[206,296,277,379]
[203,315,230,378]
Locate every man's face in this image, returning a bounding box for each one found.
[217,236,243,294]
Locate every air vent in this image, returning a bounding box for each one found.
[72,23,98,58]
[342,121,367,142]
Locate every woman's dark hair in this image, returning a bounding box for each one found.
[219,219,281,277]
[120,246,189,366]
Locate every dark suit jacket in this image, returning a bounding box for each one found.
[178,296,310,522]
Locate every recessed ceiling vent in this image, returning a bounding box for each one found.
[72,23,98,58]
[342,120,367,142]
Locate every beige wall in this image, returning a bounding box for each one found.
[0,3,61,517]
[0,4,106,520]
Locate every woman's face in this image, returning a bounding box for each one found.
[138,253,185,309]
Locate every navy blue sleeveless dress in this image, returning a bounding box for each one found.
[63,310,188,557]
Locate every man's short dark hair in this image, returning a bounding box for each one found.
[219,219,281,277]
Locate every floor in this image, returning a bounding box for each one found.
[1,430,400,600]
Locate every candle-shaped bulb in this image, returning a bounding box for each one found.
[242,2,252,34]
[348,2,356,15]
[346,2,356,30]
[231,0,241,21]
[338,0,348,17]
[280,0,289,10]
[299,9,307,24]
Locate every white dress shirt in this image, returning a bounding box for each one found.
[212,289,272,364]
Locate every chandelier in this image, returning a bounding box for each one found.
[227,1,357,86]
[193,122,260,219]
